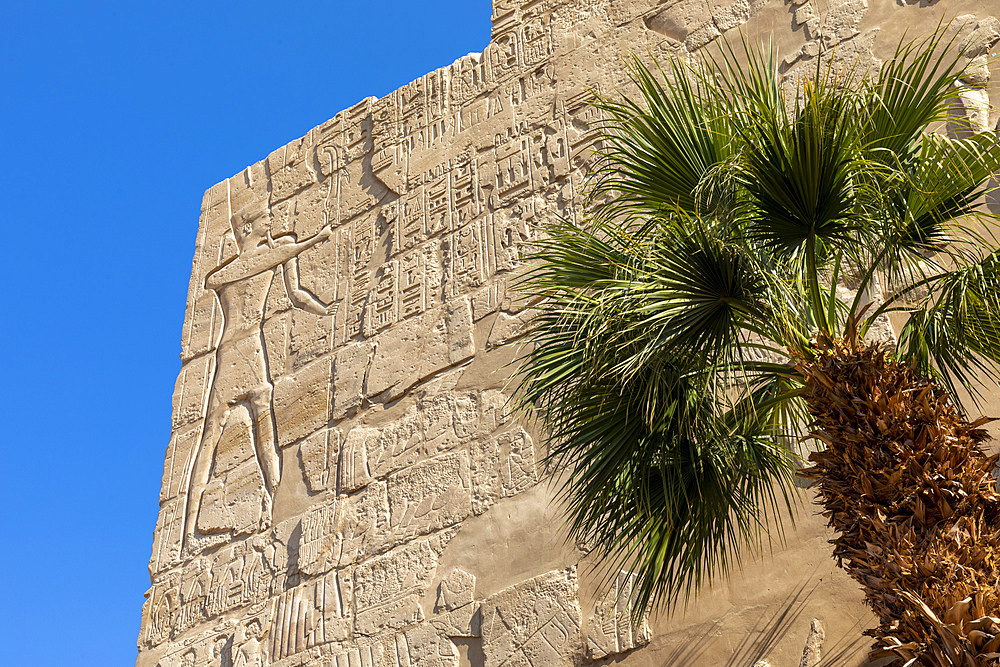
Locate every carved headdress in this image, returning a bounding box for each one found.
[228,164,269,231]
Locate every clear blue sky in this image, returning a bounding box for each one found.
[0,2,491,663]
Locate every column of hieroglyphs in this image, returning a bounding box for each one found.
[139,1,1000,665]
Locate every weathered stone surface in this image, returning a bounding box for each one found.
[171,355,214,428]
[586,571,652,660]
[470,426,537,514]
[273,356,332,449]
[194,403,264,537]
[141,1,1000,665]
[435,569,476,613]
[332,341,371,420]
[480,568,583,667]
[266,571,352,662]
[353,535,451,637]
[386,452,473,545]
[297,427,340,494]
[799,618,825,667]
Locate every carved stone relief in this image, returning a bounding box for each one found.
[586,571,652,660]
[142,1,997,665]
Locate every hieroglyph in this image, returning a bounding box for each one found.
[140,0,999,665]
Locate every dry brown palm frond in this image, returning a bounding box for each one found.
[801,341,1000,665]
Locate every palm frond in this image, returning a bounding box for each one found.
[860,27,970,164]
[736,67,866,264]
[531,358,800,617]
[588,55,735,222]
[894,250,1000,410]
[517,30,1000,624]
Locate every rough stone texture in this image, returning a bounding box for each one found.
[586,571,652,660]
[139,1,1000,665]
[798,619,825,667]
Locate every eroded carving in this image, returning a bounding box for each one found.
[182,183,339,552]
[586,571,652,660]
[471,426,537,514]
[353,533,453,636]
[266,571,351,661]
[435,569,476,613]
[480,568,583,667]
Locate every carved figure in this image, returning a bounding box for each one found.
[182,191,337,549]
[212,635,232,667]
[233,618,268,667]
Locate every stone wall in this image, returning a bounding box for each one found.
[138,1,1000,665]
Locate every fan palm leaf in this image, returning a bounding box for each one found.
[517,28,1000,662]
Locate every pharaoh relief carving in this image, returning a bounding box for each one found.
[142,0,995,665]
[183,178,338,554]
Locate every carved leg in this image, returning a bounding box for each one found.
[183,404,227,549]
[248,384,280,527]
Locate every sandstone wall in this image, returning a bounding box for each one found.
[138,1,1000,665]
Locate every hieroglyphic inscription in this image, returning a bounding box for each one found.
[369,260,398,335]
[347,213,377,339]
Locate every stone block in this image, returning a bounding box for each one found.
[340,481,391,564]
[266,571,352,662]
[430,603,481,639]
[960,16,1000,56]
[330,643,384,667]
[480,568,583,667]
[298,481,392,576]
[478,389,511,436]
[435,569,476,613]
[643,0,711,42]
[340,426,379,493]
[194,403,263,537]
[419,391,480,455]
[471,427,537,514]
[297,427,340,494]
[367,407,423,479]
[364,312,427,400]
[288,307,335,370]
[353,537,443,636]
[171,355,214,428]
[487,309,533,348]
[471,280,505,321]
[446,297,476,364]
[333,341,372,420]
[268,136,318,205]
[586,571,652,660]
[388,625,461,667]
[711,0,754,32]
[298,500,342,576]
[296,227,345,304]
[183,293,222,360]
[159,422,201,504]
[387,452,473,545]
[272,356,332,449]
[148,498,185,577]
[270,185,330,240]
[262,312,290,379]
[366,308,456,402]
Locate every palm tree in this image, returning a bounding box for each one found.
[517,34,1000,665]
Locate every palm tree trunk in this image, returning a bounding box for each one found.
[799,340,1000,666]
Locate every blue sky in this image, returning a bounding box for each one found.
[0,2,491,663]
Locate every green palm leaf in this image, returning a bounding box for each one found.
[517,33,1000,618]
